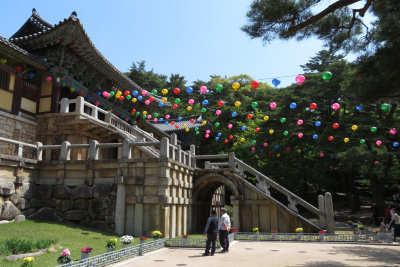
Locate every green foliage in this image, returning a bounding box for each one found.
[0,238,57,254]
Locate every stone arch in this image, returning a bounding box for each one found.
[191,173,240,232]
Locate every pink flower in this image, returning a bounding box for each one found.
[61,248,70,256]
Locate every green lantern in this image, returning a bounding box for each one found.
[196,131,200,135]
[215,122,220,127]
[360,139,366,144]
[283,131,289,136]
[135,111,140,116]
[142,115,147,119]
[154,113,159,118]
[251,102,258,109]
[61,82,67,87]
[175,98,181,104]
[110,91,115,97]
[280,118,286,123]
[370,126,377,133]
[322,71,332,80]
[151,89,158,95]
[126,95,131,100]
[216,84,223,92]
[381,103,390,111]
[308,151,312,155]
[251,140,256,145]
[195,127,199,131]
[201,108,206,113]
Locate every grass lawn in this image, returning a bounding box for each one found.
[0,219,151,267]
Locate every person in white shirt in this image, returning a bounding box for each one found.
[218,207,231,253]
[390,208,400,242]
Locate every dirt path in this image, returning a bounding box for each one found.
[112,241,400,267]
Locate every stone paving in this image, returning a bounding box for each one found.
[113,241,400,267]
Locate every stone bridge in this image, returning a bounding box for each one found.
[0,97,333,237]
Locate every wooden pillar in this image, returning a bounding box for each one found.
[11,73,22,115]
[324,192,335,233]
[51,79,61,113]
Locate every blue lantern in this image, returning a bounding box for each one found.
[313,134,318,140]
[289,102,297,109]
[217,133,222,137]
[393,142,399,147]
[315,121,321,127]
[272,78,281,87]
[132,90,139,96]
[241,126,246,131]
[232,112,237,117]
[159,102,164,107]
[178,117,182,121]
[186,87,193,94]
[202,100,209,105]
[275,145,279,149]
[138,96,143,101]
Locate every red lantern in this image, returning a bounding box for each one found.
[268,151,273,155]
[170,121,175,125]
[310,103,317,110]
[149,96,155,102]
[190,119,195,123]
[229,135,233,140]
[224,139,228,143]
[218,100,224,107]
[15,65,22,71]
[328,136,334,141]
[286,147,291,151]
[124,91,130,96]
[173,88,180,95]
[94,101,99,106]
[251,80,260,89]
[78,92,83,96]
[131,109,136,113]
[255,128,260,132]
[247,114,253,119]
[333,123,339,129]
[173,104,178,109]
[175,125,179,129]
[125,118,129,122]
[119,96,124,101]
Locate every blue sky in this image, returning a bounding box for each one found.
[1,0,333,87]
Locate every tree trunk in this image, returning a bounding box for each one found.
[371,175,385,216]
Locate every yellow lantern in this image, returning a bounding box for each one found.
[202,121,207,125]
[0,58,7,64]
[185,128,189,132]
[269,129,274,134]
[344,137,350,143]
[116,91,122,96]
[351,125,358,131]
[233,142,238,146]
[70,87,75,93]
[276,154,280,158]
[240,138,245,142]
[264,116,269,121]
[132,98,137,103]
[232,82,240,90]
[297,149,302,153]
[162,89,168,95]
[234,101,241,107]
[183,124,187,128]
[143,111,147,115]
[162,97,167,103]
[187,106,192,111]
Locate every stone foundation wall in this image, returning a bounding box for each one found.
[0,111,37,159]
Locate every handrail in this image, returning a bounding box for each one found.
[234,157,323,217]
[0,136,37,149]
[194,154,229,160]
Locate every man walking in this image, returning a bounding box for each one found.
[390,207,400,242]
[219,207,231,253]
[203,209,219,256]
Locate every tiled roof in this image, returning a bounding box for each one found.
[147,115,205,132]
[0,35,48,70]
[8,9,165,105]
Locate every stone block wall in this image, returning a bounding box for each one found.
[0,111,37,158]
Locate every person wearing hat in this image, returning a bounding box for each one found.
[219,207,231,253]
[203,209,219,256]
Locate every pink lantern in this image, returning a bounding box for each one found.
[227,124,233,129]
[165,115,170,119]
[297,120,303,125]
[205,134,210,138]
[153,118,158,122]
[200,86,207,94]
[145,100,150,105]
[142,90,148,96]
[206,130,211,134]
[270,102,277,109]
[298,132,303,138]
[263,143,268,147]
[147,115,152,119]
[251,147,256,151]
[125,118,129,122]
[374,161,379,165]
[102,91,107,97]
[188,99,195,105]
[216,110,221,116]
[45,76,52,82]
[331,103,340,111]
[390,128,397,135]
[376,140,382,146]
[295,75,305,85]
[320,153,324,157]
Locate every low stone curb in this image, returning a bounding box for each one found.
[6,249,47,261]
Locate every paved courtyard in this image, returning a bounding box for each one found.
[113,241,400,267]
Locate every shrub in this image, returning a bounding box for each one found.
[151,231,162,238]
[295,228,304,233]
[1,238,57,255]
[106,238,118,250]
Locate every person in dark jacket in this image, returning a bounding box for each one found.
[203,210,219,256]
